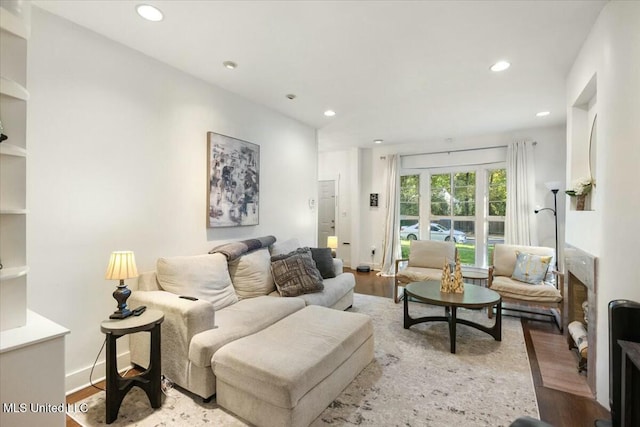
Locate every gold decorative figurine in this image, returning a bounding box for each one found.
[440,259,452,292]
[451,254,464,293]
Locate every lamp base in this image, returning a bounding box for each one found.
[111,280,132,320]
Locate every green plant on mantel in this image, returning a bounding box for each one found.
[565,176,594,197]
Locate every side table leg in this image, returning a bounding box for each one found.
[449,306,457,354]
[140,324,163,408]
[150,324,162,407]
[105,334,122,424]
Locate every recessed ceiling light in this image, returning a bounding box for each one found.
[324,110,336,117]
[136,4,163,22]
[490,60,511,72]
[374,139,383,144]
[223,61,237,70]
[286,94,296,100]
[536,111,550,117]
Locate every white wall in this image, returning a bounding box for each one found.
[26,8,318,392]
[565,0,640,407]
[321,125,567,268]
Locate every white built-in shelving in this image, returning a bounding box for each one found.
[0,265,28,280]
[0,142,27,156]
[0,76,29,100]
[1,3,69,426]
[1,2,29,331]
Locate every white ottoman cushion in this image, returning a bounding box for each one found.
[213,305,374,426]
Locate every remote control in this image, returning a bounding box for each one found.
[179,296,198,301]
[133,306,146,316]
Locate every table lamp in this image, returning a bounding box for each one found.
[105,251,138,319]
[327,236,338,258]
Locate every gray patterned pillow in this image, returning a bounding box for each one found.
[270,247,324,297]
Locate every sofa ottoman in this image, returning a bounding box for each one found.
[212,305,374,427]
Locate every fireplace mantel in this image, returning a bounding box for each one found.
[565,245,597,293]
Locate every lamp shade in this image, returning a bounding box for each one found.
[327,236,338,250]
[105,251,138,280]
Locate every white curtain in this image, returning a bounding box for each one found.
[379,155,401,276]
[505,141,535,245]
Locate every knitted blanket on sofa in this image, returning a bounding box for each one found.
[208,235,276,261]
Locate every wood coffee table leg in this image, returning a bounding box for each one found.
[403,293,409,329]
[449,306,457,354]
[495,300,502,341]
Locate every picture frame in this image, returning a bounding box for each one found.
[207,132,260,228]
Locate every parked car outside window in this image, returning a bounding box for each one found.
[400,223,467,243]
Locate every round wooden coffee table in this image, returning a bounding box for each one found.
[403,280,502,353]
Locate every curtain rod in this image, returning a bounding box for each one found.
[398,141,536,158]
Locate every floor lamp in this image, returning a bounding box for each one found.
[534,186,559,271]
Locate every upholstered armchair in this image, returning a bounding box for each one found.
[394,240,457,303]
[488,243,563,330]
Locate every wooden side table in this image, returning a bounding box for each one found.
[461,266,489,287]
[100,309,164,424]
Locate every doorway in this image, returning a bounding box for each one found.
[317,180,336,248]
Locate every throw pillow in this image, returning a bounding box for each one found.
[511,251,552,285]
[310,247,336,279]
[270,248,324,297]
[228,248,276,299]
[269,238,301,257]
[156,253,238,310]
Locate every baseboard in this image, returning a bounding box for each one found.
[65,350,131,395]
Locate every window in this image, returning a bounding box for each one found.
[400,174,420,258]
[398,164,507,267]
[487,169,506,263]
[430,172,476,265]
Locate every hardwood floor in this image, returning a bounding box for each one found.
[348,267,610,427]
[66,268,610,427]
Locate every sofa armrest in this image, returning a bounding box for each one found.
[129,291,215,341]
[395,258,409,276]
[552,270,564,296]
[128,290,215,368]
[332,258,344,275]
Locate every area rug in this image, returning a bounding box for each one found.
[529,329,592,398]
[68,293,538,426]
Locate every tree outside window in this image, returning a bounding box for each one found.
[487,169,507,262]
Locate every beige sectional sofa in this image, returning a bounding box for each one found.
[128,238,357,401]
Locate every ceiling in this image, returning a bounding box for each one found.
[33,1,607,151]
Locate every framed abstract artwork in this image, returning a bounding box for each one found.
[207,132,260,227]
